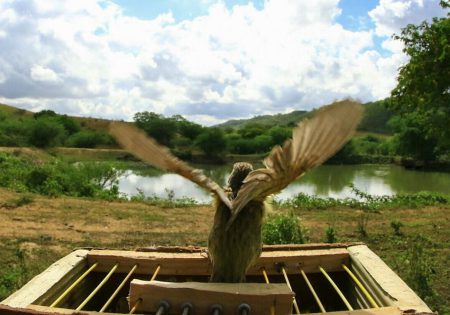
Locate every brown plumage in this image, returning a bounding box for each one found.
[109,100,363,283]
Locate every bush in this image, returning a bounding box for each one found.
[66,131,113,148]
[28,118,65,148]
[262,213,308,245]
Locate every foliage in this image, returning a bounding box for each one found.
[276,186,449,211]
[389,4,450,160]
[0,152,123,199]
[28,118,65,148]
[359,100,393,134]
[66,130,113,148]
[134,111,177,146]
[130,188,199,208]
[397,236,441,309]
[262,213,308,244]
[196,127,227,157]
[325,225,337,243]
[390,220,404,236]
[0,249,28,300]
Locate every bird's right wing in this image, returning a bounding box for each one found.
[110,122,232,209]
[228,100,362,227]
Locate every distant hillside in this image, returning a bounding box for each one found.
[216,110,309,129]
[217,101,393,134]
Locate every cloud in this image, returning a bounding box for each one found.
[369,0,446,37]
[0,0,447,125]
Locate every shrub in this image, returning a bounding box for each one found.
[28,118,65,148]
[390,220,404,236]
[325,226,337,243]
[262,213,308,245]
[66,131,113,148]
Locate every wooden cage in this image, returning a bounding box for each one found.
[0,243,433,315]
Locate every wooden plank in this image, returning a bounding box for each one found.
[308,306,405,315]
[87,248,349,275]
[135,243,364,253]
[129,280,294,315]
[348,245,433,313]
[1,249,90,308]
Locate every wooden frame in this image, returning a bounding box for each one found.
[0,243,434,315]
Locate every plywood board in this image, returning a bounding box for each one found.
[1,249,89,308]
[348,245,433,313]
[129,280,294,315]
[87,247,349,275]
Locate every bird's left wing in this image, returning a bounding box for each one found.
[109,122,232,209]
[228,100,363,228]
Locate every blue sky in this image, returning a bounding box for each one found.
[0,0,447,125]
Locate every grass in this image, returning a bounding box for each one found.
[0,187,448,313]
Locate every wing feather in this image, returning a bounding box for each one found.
[228,100,362,227]
[109,122,231,209]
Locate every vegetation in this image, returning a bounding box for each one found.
[0,152,122,199]
[387,2,450,162]
[262,212,308,245]
[0,108,114,149]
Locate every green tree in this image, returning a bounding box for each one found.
[196,127,227,157]
[389,2,450,159]
[28,118,65,148]
[134,111,177,146]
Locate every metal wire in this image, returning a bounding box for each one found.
[76,263,119,311]
[281,267,301,314]
[299,269,326,313]
[342,264,379,308]
[129,298,141,314]
[319,266,353,311]
[150,265,161,281]
[129,265,162,314]
[50,262,99,308]
[262,268,270,284]
[99,264,138,312]
[261,268,275,315]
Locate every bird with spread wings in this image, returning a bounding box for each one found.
[110,100,362,283]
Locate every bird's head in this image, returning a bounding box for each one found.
[228,162,253,199]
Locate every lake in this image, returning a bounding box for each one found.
[118,164,450,203]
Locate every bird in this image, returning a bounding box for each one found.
[109,99,362,283]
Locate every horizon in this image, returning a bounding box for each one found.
[0,0,447,126]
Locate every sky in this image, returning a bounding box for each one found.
[0,0,447,125]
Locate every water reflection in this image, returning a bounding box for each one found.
[118,164,450,203]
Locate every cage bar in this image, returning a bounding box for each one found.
[319,266,353,311]
[76,263,119,311]
[281,266,301,314]
[300,269,326,313]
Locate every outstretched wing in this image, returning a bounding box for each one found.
[228,100,363,227]
[109,122,232,209]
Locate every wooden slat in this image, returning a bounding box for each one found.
[307,306,406,315]
[348,245,433,313]
[129,280,294,315]
[1,249,89,308]
[87,248,349,275]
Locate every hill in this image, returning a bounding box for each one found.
[217,101,393,134]
[216,110,309,129]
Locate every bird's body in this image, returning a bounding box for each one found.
[208,196,264,282]
[109,100,363,284]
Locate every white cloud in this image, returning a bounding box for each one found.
[0,0,447,125]
[369,0,446,37]
[30,65,61,83]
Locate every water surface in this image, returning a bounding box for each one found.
[118,164,450,203]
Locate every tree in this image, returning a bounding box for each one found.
[389,2,449,159]
[196,127,227,157]
[133,111,177,146]
[29,118,65,148]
